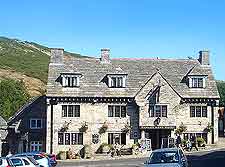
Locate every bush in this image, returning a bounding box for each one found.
[181,139,188,146]
[197,137,205,147]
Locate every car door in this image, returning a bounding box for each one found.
[179,149,188,167]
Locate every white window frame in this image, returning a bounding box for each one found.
[30,141,42,151]
[108,75,127,88]
[188,76,206,88]
[61,74,81,87]
[30,119,42,129]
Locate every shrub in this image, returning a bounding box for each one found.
[197,137,205,146]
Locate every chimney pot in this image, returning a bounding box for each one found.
[199,50,210,66]
[100,48,110,63]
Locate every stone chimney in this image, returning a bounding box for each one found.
[199,50,210,66]
[100,48,110,63]
[50,48,64,64]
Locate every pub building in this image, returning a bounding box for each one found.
[46,48,219,154]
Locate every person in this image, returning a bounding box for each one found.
[6,150,13,158]
[186,139,192,152]
[114,142,121,156]
[190,135,198,151]
[176,134,182,148]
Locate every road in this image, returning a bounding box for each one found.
[57,148,225,167]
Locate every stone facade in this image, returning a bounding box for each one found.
[46,48,220,154]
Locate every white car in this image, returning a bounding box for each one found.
[144,148,188,167]
[10,156,40,167]
[0,157,15,167]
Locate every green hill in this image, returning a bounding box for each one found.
[0,37,84,83]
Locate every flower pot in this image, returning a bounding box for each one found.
[59,151,67,160]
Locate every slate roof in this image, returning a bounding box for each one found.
[47,56,219,99]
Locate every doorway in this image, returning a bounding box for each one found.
[145,129,171,150]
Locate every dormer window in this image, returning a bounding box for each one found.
[188,76,206,88]
[61,73,81,87]
[107,75,127,88]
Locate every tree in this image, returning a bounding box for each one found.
[216,80,225,107]
[0,79,29,120]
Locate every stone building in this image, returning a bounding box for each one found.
[7,96,46,154]
[46,48,219,154]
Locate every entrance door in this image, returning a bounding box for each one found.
[145,129,171,150]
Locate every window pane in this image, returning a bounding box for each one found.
[78,133,83,145]
[202,106,207,117]
[74,105,80,117]
[65,133,70,145]
[62,105,67,117]
[37,120,42,128]
[149,106,154,117]
[155,106,161,117]
[108,105,114,117]
[111,77,116,87]
[121,106,126,117]
[121,133,126,145]
[68,106,74,117]
[162,106,167,117]
[190,106,195,117]
[11,159,23,166]
[23,159,30,165]
[198,78,203,88]
[196,106,201,117]
[58,133,64,145]
[31,120,36,128]
[115,106,120,117]
[71,133,77,145]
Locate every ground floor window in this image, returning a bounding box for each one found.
[30,141,42,151]
[58,132,83,145]
[183,133,208,143]
[108,133,126,145]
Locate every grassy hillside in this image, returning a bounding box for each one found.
[0,37,84,83]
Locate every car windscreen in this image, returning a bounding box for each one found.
[33,154,44,160]
[149,151,179,164]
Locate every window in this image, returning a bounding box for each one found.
[108,105,127,117]
[108,75,126,88]
[183,133,207,143]
[190,106,207,117]
[23,159,30,165]
[149,105,167,117]
[62,105,80,117]
[58,133,64,145]
[11,159,23,166]
[58,133,83,145]
[61,74,81,87]
[108,133,126,145]
[189,77,206,88]
[30,141,42,151]
[30,119,42,129]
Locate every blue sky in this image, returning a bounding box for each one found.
[0,0,225,80]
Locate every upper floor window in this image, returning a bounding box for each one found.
[30,119,42,129]
[107,75,127,88]
[62,105,80,117]
[61,73,81,87]
[149,105,167,117]
[188,76,206,88]
[108,105,127,117]
[190,106,207,117]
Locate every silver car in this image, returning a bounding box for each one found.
[144,148,188,167]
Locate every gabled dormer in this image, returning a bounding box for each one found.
[188,75,207,88]
[107,74,127,88]
[60,73,82,87]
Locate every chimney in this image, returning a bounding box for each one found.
[100,48,110,63]
[199,50,210,66]
[50,48,64,64]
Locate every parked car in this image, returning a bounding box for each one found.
[39,153,57,167]
[9,156,40,167]
[0,157,15,167]
[13,153,51,167]
[144,148,188,167]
